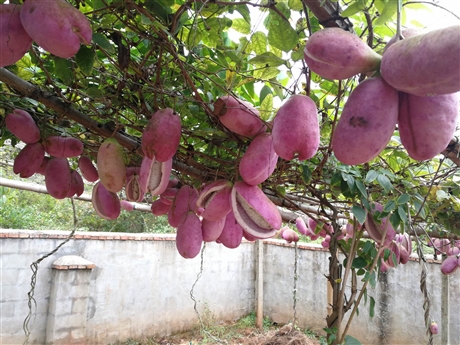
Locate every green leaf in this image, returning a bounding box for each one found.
[377,174,392,193]
[54,58,73,85]
[365,170,379,183]
[267,15,298,52]
[288,0,303,11]
[397,205,407,223]
[76,46,95,75]
[236,5,251,23]
[397,193,410,205]
[301,165,312,184]
[231,18,251,34]
[375,0,397,26]
[93,32,115,53]
[352,205,366,225]
[260,93,273,121]
[355,180,367,198]
[254,67,280,80]
[291,44,305,61]
[383,200,396,212]
[259,85,272,104]
[390,212,401,230]
[250,31,267,55]
[352,257,368,269]
[345,334,363,345]
[363,240,374,254]
[248,52,286,67]
[341,0,366,17]
[369,296,375,318]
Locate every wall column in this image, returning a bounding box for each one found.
[45,255,95,345]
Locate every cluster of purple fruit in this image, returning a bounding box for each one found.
[6,109,91,199]
[428,238,460,275]
[0,0,92,67]
[304,26,460,165]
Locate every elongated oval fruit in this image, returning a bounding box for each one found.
[43,136,83,158]
[36,156,50,175]
[217,212,243,249]
[398,92,459,161]
[364,202,396,247]
[381,25,460,96]
[0,4,32,67]
[150,199,171,216]
[45,157,71,199]
[13,142,45,178]
[78,155,99,182]
[141,108,181,162]
[239,133,278,185]
[97,138,126,193]
[139,156,172,196]
[66,170,84,197]
[202,217,226,242]
[125,174,144,202]
[332,76,398,165]
[231,181,281,239]
[213,95,267,138]
[92,181,121,220]
[20,0,92,58]
[168,185,198,228]
[281,228,299,243]
[295,217,309,236]
[304,28,381,80]
[430,322,439,335]
[441,255,459,275]
[196,180,233,222]
[272,95,320,161]
[5,109,40,144]
[160,188,179,206]
[176,211,203,259]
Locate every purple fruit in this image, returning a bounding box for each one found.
[5,109,40,144]
[20,0,92,58]
[78,155,99,182]
[231,181,281,239]
[141,108,181,162]
[239,133,278,185]
[45,157,71,199]
[217,212,243,249]
[332,76,399,165]
[213,95,267,138]
[13,142,44,178]
[196,180,233,222]
[43,136,84,158]
[304,28,381,80]
[272,95,319,161]
[176,211,203,259]
[150,199,171,216]
[0,4,32,67]
[92,182,121,220]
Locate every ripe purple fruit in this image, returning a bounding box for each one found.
[20,0,92,58]
[272,95,319,161]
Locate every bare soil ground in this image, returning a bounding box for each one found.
[114,318,324,345]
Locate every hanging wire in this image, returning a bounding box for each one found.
[23,198,78,345]
[293,241,299,327]
[189,243,227,344]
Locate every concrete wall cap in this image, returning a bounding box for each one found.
[52,255,95,270]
